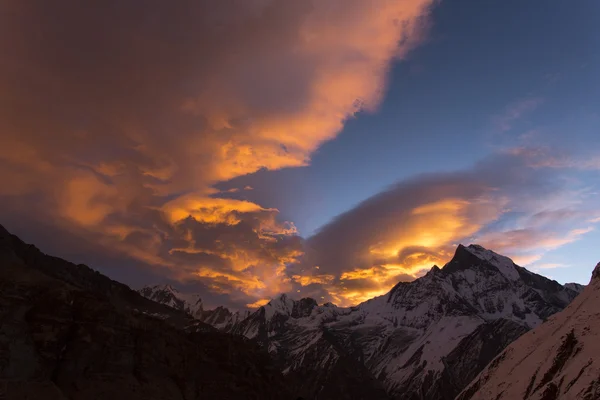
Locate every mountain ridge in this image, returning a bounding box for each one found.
[141,243,584,399]
[142,244,584,316]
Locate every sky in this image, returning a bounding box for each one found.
[0,0,599,309]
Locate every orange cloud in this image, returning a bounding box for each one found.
[287,152,599,306]
[0,0,436,308]
[246,299,270,309]
[4,2,595,310]
[288,193,506,306]
[163,195,267,225]
[292,274,335,286]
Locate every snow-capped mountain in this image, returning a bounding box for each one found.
[229,244,581,399]
[138,284,250,330]
[138,284,204,318]
[140,244,582,400]
[457,262,600,400]
[201,306,251,331]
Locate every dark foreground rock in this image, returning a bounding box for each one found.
[0,224,291,400]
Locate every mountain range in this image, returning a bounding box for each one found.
[0,222,595,400]
[140,243,585,400]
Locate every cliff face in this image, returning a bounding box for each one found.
[457,262,600,400]
[0,225,291,400]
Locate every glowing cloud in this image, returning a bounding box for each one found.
[0,0,435,307]
[288,150,598,306]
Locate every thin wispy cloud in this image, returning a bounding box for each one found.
[507,146,600,170]
[492,97,544,133]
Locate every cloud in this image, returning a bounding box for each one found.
[289,149,598,305]
[246,299,271,309]
[2,2,594,310]
[530,263,568,271]
[474,227,594,259]
[506,147,600,170]
[0,0,435,308]
[492,97,544,132]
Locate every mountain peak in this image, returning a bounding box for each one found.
[262,294,319,320]
[138,284,203,317]
[164,283,177,292]
[564,282,586,294]
[443,244,520,280]
[425,265,442,277]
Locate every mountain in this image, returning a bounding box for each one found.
[166,243,580,400]
[138,285,250,330]
[456,262,600,400]
[564,282,586,293]
[0,224,292,400]
[139,284,204,318]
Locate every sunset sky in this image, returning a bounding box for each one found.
[1,0,599,309]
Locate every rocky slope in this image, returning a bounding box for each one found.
[149,244,581,400]
[0,224,292,400]
[456,262,600,400]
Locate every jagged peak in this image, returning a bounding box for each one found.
[141,283,178,293]
[266,293,318,306]
[262,294,319,320]
[443,244,520,280]
[138,283,203,317]
[267,293,291,306]
[265,293,293,308]
[425,265,442,277]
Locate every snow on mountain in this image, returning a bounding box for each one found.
[461,244,521,280]
[138,244,583,400]
[264,293,296,320]
[201,306,251,331]
[137,284,250,330]
[138,284,203,318]
[223,244,580,399]
[457,262,600,400]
